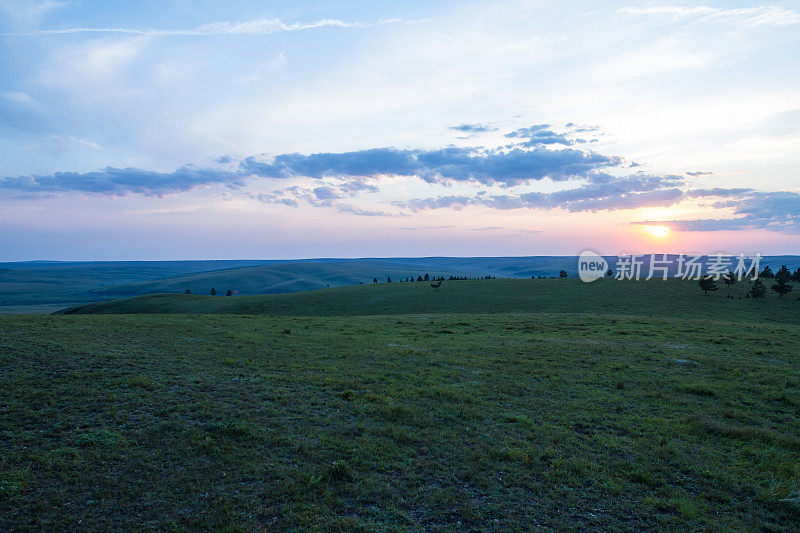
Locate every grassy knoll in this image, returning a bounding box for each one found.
[62,278,800,324]
[2,299,800,529]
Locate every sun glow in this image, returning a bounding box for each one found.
[643,225,671,239]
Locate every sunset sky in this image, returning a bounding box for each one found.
[1,1,798,260]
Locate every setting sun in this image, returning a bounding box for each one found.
[644,225,671,239]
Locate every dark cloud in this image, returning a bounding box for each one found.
[0,165,246,197]
[686,187,754,197]
[449,123,497,132]
[240,145,622,187]
[395,174,687,213]
[1,123,622,196]
[504,124,550,137]
[338,177,379,194]
[503,124,598,146]
[686,170,713,176]
[240,149,419,180]
[255,177,381,210]
[312,186,341,200]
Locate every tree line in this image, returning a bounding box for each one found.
[372,274,497,284]
[698,265,798,299]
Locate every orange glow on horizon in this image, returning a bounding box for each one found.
[643,225,671,239]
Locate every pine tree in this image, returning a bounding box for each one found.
[559,269,568,279]
[226,289,232,296]
[749,279,766,299]
[759,266,774,279]
[771,265,793,297]
[185,289,191,294]
[776,265,792,283]
[210,288,216,296]
[792,267,800,282]
[722,271,737,293]
[424,273,430,281]
[373,277,378,284]
[698,276,718,295]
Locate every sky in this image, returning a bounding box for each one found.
[0,0,798,260]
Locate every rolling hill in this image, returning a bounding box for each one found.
[3,255,799,310]
[61,277,800,324]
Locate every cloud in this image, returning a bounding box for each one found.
[395,173,686,213]
[392,179,800,234]
[254,177,381,210]
[685,170,713,176]
[2,91,36,106]
[399,195,474,212]
[0,0,70,26]
[336,204,397,217]
[2,16,424,36]
[635,190,800,233]
[504,124,587,146]
[241,144,622,187]
[312,186,341,200]
[0,165,245,196]
[0,126,633,199]
[686,187,753,198]
[619,6,800,26]
[449,123,497,133]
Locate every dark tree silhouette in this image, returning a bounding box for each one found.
[722,271,737,293]
[775,265,792,283]
[210,288,217,296]
[792,267,800,282]
[749,279,766,299]
[424,273,430,281]
[185,289,191,294]
[605,269,614,278]
[559,270,568,279]
[387,276,391,283]
[698,276,718,295]
[417,275,423,282]
[373,277,378,284]
[226,289,232,296]
[759,266,774,279]
[771,265,793,297]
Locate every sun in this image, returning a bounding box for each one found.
[644,225,670,239]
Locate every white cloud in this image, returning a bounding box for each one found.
[619,5,800,26]
[0,0,70,27]
[2,91,36,105]
[2,16,425,36]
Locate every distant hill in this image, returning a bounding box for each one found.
[88,259,482,298]
[3,255,799,308]
[0,260,276,306]
[60,277,800,324]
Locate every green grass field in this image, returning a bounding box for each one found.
[62,277,800,324]
[2,279,799,529]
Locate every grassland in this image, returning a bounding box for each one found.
[0,256,580,307]
[63,278,800,324]
[4,256,799,308]
[2,279,799,529]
